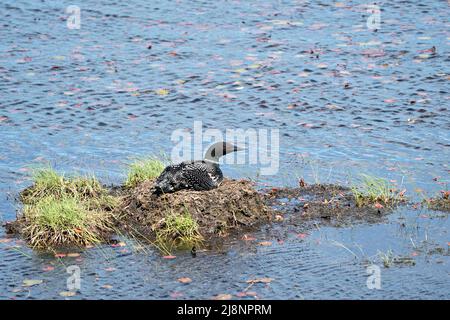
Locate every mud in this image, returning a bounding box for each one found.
[117,178,273,242]
[116,180,404,246]
[264,183,396,227]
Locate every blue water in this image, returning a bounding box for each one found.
[0,0,449,299]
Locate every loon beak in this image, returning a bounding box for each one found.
[233,145,245,152]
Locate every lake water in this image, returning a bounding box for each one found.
[0,0,449,299]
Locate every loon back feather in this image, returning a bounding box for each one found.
[153,141,242,194]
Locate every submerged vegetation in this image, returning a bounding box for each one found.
[124,157,165,188]
[377,249,395,268]
[425,190,450,212]
[376,249,415,268]
[351,174,405,208]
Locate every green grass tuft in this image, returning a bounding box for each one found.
[156,209,203,252]
[31,196,86,230]
[351,174,403,207]
[21,167,105,204]
[376,249,415,268]
[124,157,165,188]
[377,249,395,268]
[22,195,114,248]
[18,167,117,249]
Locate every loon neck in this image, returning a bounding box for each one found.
[204,143,222,163]
[204,157,220,164]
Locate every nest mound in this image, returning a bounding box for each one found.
[118,178,273,239]
[7,168,409,251]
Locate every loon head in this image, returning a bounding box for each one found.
[204,141,244,163]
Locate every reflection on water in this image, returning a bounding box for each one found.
[0,0,449,299]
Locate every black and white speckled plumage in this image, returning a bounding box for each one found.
[154,160,223,194]
[153,141,242,194]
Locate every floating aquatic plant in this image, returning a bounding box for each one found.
[425,190,450,212]
[351,174,405,208]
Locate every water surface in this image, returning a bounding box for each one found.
[0,0,449,299]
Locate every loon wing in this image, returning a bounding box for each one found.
[154,161,222,193]
[154,163,185,193]
[182,161,222,191]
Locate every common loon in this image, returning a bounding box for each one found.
[154,142,243,194]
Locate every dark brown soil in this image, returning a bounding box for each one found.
[3,221,21,235]
[263,183,393,227]
[426,193,450,212]
[116,178,274,241]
